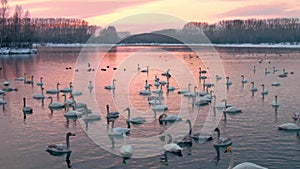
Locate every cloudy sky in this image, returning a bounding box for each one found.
[9,0,300,26]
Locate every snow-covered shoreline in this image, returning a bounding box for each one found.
[0,48,38,55]
[33,43,300,49]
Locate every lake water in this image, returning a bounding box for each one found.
[0,46,300,169]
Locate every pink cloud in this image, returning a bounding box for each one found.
[217,3,300,18]
[12,0,158,19]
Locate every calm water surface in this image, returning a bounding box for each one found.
[0,46,299,169]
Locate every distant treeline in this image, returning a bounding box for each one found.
[183,18,300,44]
[135,18,300,44]
[1,0,300,47]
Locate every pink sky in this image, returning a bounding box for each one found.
[9,0,300,27]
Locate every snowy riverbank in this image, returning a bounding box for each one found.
[33,42,300,49]
[0,48,38,55]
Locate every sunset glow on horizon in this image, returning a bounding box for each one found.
[9,0,300,27]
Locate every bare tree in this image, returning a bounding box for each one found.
[0,0,9,46]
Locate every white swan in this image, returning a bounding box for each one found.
[82,113,101,122]
[15,73,26,81]
[192,95,209,106]
[226,77,232,86]
[151,97,168,111]
[125,107,146,124]
[223,99,242,113]
[62,94,74,107]
[120,133,133,159]
[162,133,183,153]
[140,84,152,95]
[184,86,197,97]
[144,80,150,90]
[152,83,164,94]
[225,147,268,169]
[105,79,116,90]
[273,66,278,73]
[47,96,65,109]
[214,97,232,109]
[108,119,130,137]
[261,84,268,95]
[241,75,248,84]
[186,119,213,143]
[271,82,280,86]
[88,81,93,91]
[250,82,258,92]
[271,95,279,108]
[36,77,44,86]
[60,82,73,93]
[199,67,208,80]
[64,105,83,119]
[159,113,182,123]
[278,117,300,131]
[106,104,120,119]
[203,78,214,88]
[161,69,170,76]
[214,128,232,147]
[46,132,76,156]
[0,94,6,110]
[23,97,33,114]
[177,83,192,94]
[278,69,288,78]
[33,87,45,100]
[46,82,60,94]
[265,68,270,75]
[140,66,149,73]
[24,75,34,85]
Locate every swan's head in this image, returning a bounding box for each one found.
[226,77,229,79]
[251,82,254,84]
[224,147,232,153]
[57,82,60,85]
[185,119,191,124]
[67,132,76,137]
[261,84,265,86]
[214,128,220,132]
[47,96,52,99]
[113,79,116,82]
[124,107,130,112]
[241,75,244,77]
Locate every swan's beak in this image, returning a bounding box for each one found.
[224,147,231,153]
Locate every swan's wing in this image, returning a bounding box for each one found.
[163,143,182,152]
[233,162,268,169]
[120,145,133,157]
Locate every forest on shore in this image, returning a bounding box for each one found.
[0,0,300,47]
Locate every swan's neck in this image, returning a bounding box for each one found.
[123,134,127,145]
[275,97,278,104]
[23,98,26,108]
[49,97,53,104]
[127,109,131,120]
[187,120,192,136]
[106,106,109,116]
[216,130,220,142]
[112,80,115,87]
[56,84,60,90]
[63,95,67,102]
[188,84,191,91]
[224,99,227,108]
[262,85,265,91]
[66,135,71,149]
[228,151,234,169]
[127,121,131,129]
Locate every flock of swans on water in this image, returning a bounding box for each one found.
[1,56,300,169]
